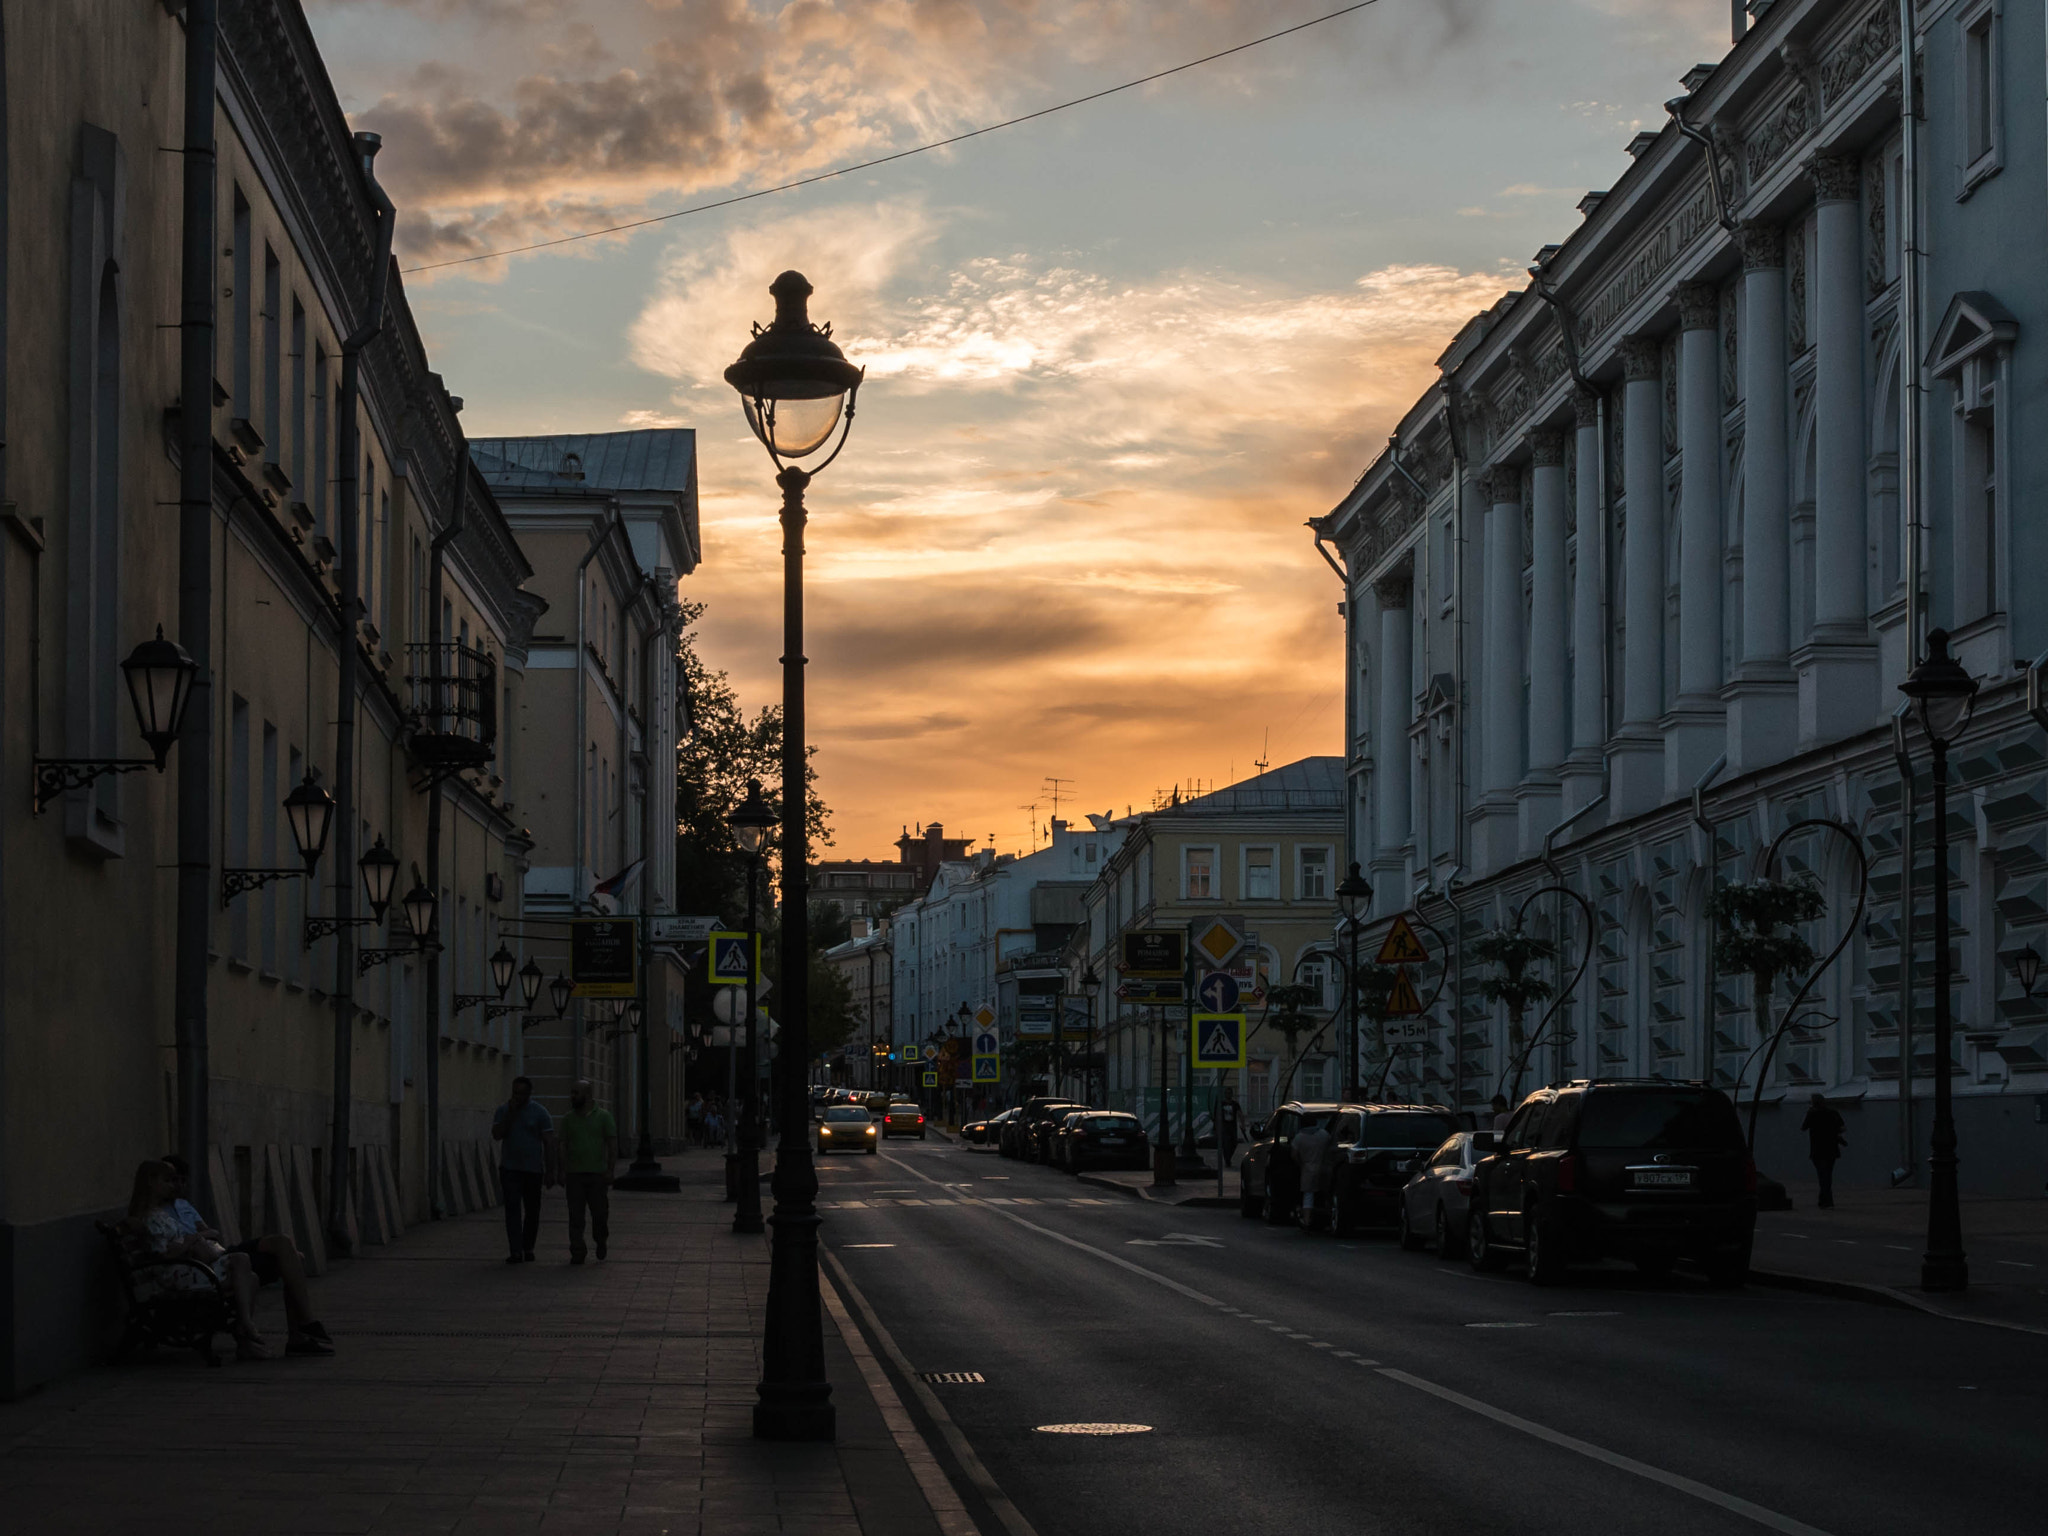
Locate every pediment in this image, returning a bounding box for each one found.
[1926,290,2019,377]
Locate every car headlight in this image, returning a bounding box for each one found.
[820,1128,832,1136]
[866,1126,877,1135]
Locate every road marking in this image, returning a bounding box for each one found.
[1886,1245,1913,1251]
[1549,1311,1621,1317]
[1998,1260,2035,1269]
[1465,1322,1535,1329]
[1036,1423,1151,1436]
[1377,1368,1836,1536]
[843,1243,896,1249]
[823,1250,1040,1536]
[818,1261,983,1536]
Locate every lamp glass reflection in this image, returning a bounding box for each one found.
[742,392,844,460]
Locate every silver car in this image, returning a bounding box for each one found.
[1397,1130,1497,1254]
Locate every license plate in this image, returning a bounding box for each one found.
[1099,1137,1125,1145]
[1633,1170,1692,1188]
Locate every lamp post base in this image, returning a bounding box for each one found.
[753,1389,836,1442]
[615,1169,681,1193]
[1151,1143,1177,1186]
[733,1146,765,1234]
[1921,1253,1969,1292]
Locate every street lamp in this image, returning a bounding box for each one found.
[35,627,199,811]
[1337,863,1375,1100]
[224,771,339,905]
[727,271,862,1443]
[400,878,438,947]
[519,957,544,1009]
[1898,628,1979,1293]
[2014,947,2043,1000]
[1081,965,1101,1104]
[549,971,574,1018]
[359,837,401,920]
[489,943,516,999]
[727,777,776,1236]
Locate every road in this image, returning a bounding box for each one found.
[815,1135,2048,1536]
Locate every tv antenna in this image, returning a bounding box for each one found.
[1017,801,1041,849]
[1253,728,1271,776]
[1042,776,1075,822]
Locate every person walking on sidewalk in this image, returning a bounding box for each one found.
[560,1080,618,1265]
[1217,1090,1243,1168]
[493,1076,555,1264]
[1801,1093,1847,1209]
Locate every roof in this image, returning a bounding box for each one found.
[470,430,697,495]
[1161,757,1345,816]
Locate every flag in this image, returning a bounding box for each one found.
[591,858,645,902]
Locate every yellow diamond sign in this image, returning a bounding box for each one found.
[1192,917,1244,969]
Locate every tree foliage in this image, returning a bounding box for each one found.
[1707,876,1824,991]
[1472,927,1556,1031]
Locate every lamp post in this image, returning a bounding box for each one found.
[1337,863,1375,1098]
[728,778,776,1234]
[2015,947,2043,1000]
[1899,628,1978,1293]
[1081,965,1101,1104]
[725,271,862,1443]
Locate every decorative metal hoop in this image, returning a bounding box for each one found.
[1496,884,1598,1101]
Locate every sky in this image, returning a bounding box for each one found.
[304,0,1731,860]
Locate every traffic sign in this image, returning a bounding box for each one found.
[707,931,756,984]
[922,1069,939,1087]
[922,1041,939,1061]
[1383,968,1425,1016]
[1195,972,1241,1013]
[974,1004,995,1029]
[1191,917,1245,970]
[1116,979,1187,1004]
[1376,915,1429,966]
[973,1057,1000,1082]
[571,918,638,999]
[650,915,721,944]
[1387,1017,1431,1043]
[973,1030,999,1056]
[1190,1012,1247,1070]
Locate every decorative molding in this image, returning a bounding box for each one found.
[1721,284,1740,407]
[1865,155,1889,300]
[1580,181,1719,345]
[1619,335,1662,382]
[1819,2,1901,109]
[1373,554,1415,609]
[1788,221,1809,355]
[1811,153,1860,204]
[1528,429,1566,468]
[1738,220,1784,271]
[1574,389,1601,430]
[1744,82,1811,187]
[1677,281,1719,332]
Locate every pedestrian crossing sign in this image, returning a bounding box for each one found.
[1190,1012,1247,1070]
[922,1069,939,1087]
[973,1056,1000,1082]
[707,931,756,984]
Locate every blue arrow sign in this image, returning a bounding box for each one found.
[973,1030,1000,1056]
[1197,972,1241,1013]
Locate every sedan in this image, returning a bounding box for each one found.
[816,1106,879,1155]
[882,1101,928,1139]
[966,1108,1016,1150]
[1054,1111,1148,1172]
[1396,1130,1495,1254]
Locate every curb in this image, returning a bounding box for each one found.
[1074,1171,1238,1208]
[1749,1267,2048,1337]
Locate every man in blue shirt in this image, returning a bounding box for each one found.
[492,1076,556,1263]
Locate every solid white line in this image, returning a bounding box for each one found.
[1376,1368,1836,1536]
[824,1249,1041,1536]
[819,1265,981,1536]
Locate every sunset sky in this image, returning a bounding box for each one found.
[305,0,1729,860]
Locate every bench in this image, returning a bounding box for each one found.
[96,1221,240,1367]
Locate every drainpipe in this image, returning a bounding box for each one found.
[328,131,396,1255]
[1440,382,1472,880]
[1690,754,1728,1081]
[1891,702,1918,1184]
[422,408,469,1219]
[1899,0,1926,656]
[1665,97,1740,236]
[571,505,628,1088]
[175,0,220,1214]
[1387,440,1431,881]
[1420,870,1467,1116]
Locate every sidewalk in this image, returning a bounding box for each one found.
[1751,1178,2048,1334]
[0,1155,951,1535]
[1072,1165,1237,1208]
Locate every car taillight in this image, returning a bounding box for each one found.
[1744,1158,1758,1193]
[1555,1155,1579,1194]
[917,1115,925,1124]
[1455,1177,1475,1195]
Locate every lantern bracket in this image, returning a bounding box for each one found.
[33,757,155,814]
[220,867,308,907]
[303,915,381,946]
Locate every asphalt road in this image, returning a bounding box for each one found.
[814,1135,2048,1536]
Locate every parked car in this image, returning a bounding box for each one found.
[1237,1102,1345,1224]
[1002,1099,1080,1160]
[1301,1105,1465,1235]
[881,1100,928,1139]
[1054,1111,1147,1172]
[1397,1130,1496,1254]
[861,1092,891,1116]
[816,1105,879,1155]
[1467,1079,1757,1286]
[961,1115,990,1144]
[966,1108,1016,1149]
[1028,1104,1092,1163]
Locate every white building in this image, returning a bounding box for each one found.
[1322,0,2048,1192]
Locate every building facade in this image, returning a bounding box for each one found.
[1324,0,2048,1190]
[810,820,975,921]
[821,919,893,1086]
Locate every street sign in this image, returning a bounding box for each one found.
[1190,916,1246,971]
[1387,1017,1431,1043]
[922,1041,939,1061]
[1016,1015,1054,1039]
[1195,971,1241,1013]
[973,1030,999,1056]
[571,918,638,998]
[974,1004,995,1029]
[650,915,720,944]
[707,931,756,984]
[711,987,746,1025]
[1190,1012,1247,1070]
[1121,930,1185,977]
[1383,968,1425,1016]
[1116,978,1187,1004]
[973,1056,1000,1082]
[1376,915,1429,966]
[922,1069,939,1087]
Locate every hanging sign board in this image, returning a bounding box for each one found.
[1121,931,1185,978]
[571,918,638,999]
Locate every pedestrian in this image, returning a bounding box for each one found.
[1489,1093,1511,1135]
[1216,1089,1243,1168]
[559,1080,618,1264]
[686,1092,705,1147]
[1801,1092,1847,1209]
[491,1075,555,1265]
[1292,1113,1334,1227]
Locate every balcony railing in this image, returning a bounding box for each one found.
[405,642,496,771]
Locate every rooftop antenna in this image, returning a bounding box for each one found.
[1017,801,1041,850]
[1043,776,1074,823]
[1253,729,1271,776]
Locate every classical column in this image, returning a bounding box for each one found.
[1611,334,1667,817]
[1477,466,1525,870]
[1728,219,1797,771]
[1563,389,1607,814]
[1667,281,1728,797]
[1372,556,1414,892]
[1520,429,1568,852]
[1801,154,1879,745]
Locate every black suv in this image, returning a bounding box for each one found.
[1001,1099,1080,1160]
[1315,1104,1464,1235]
[1467,1080,1756,1286]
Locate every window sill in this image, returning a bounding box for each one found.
[1958,153,2002,202]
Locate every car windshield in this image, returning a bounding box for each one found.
[1577,1089,1742,1149]
[1361,1112,1461,1149]
[823,1108,869,1123]
[1081,1115,1136,1129]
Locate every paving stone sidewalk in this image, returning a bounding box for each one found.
[0,1156,945,1535]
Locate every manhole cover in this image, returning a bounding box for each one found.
[1034,1423,1152,1435]
[918,1371,985,1384]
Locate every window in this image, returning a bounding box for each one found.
[1297,953,1332,1010]
[1298,1058,1328,1101]
[1183,845,1216,900]
[312,344,329,538]
[262,247,281,453]
[231,188,251,417]
[229,698,250,962]
[289,299,306,494]
[1959,2,2002,193]
[261,722,279,974]
[1243,845,1276,900]
[1298,845,1332,900]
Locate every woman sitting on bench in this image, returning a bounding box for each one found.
[128,1160,271,1361]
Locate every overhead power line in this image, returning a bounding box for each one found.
[401,1,1382,274]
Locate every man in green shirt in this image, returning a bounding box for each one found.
[559,1080,618,1264]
